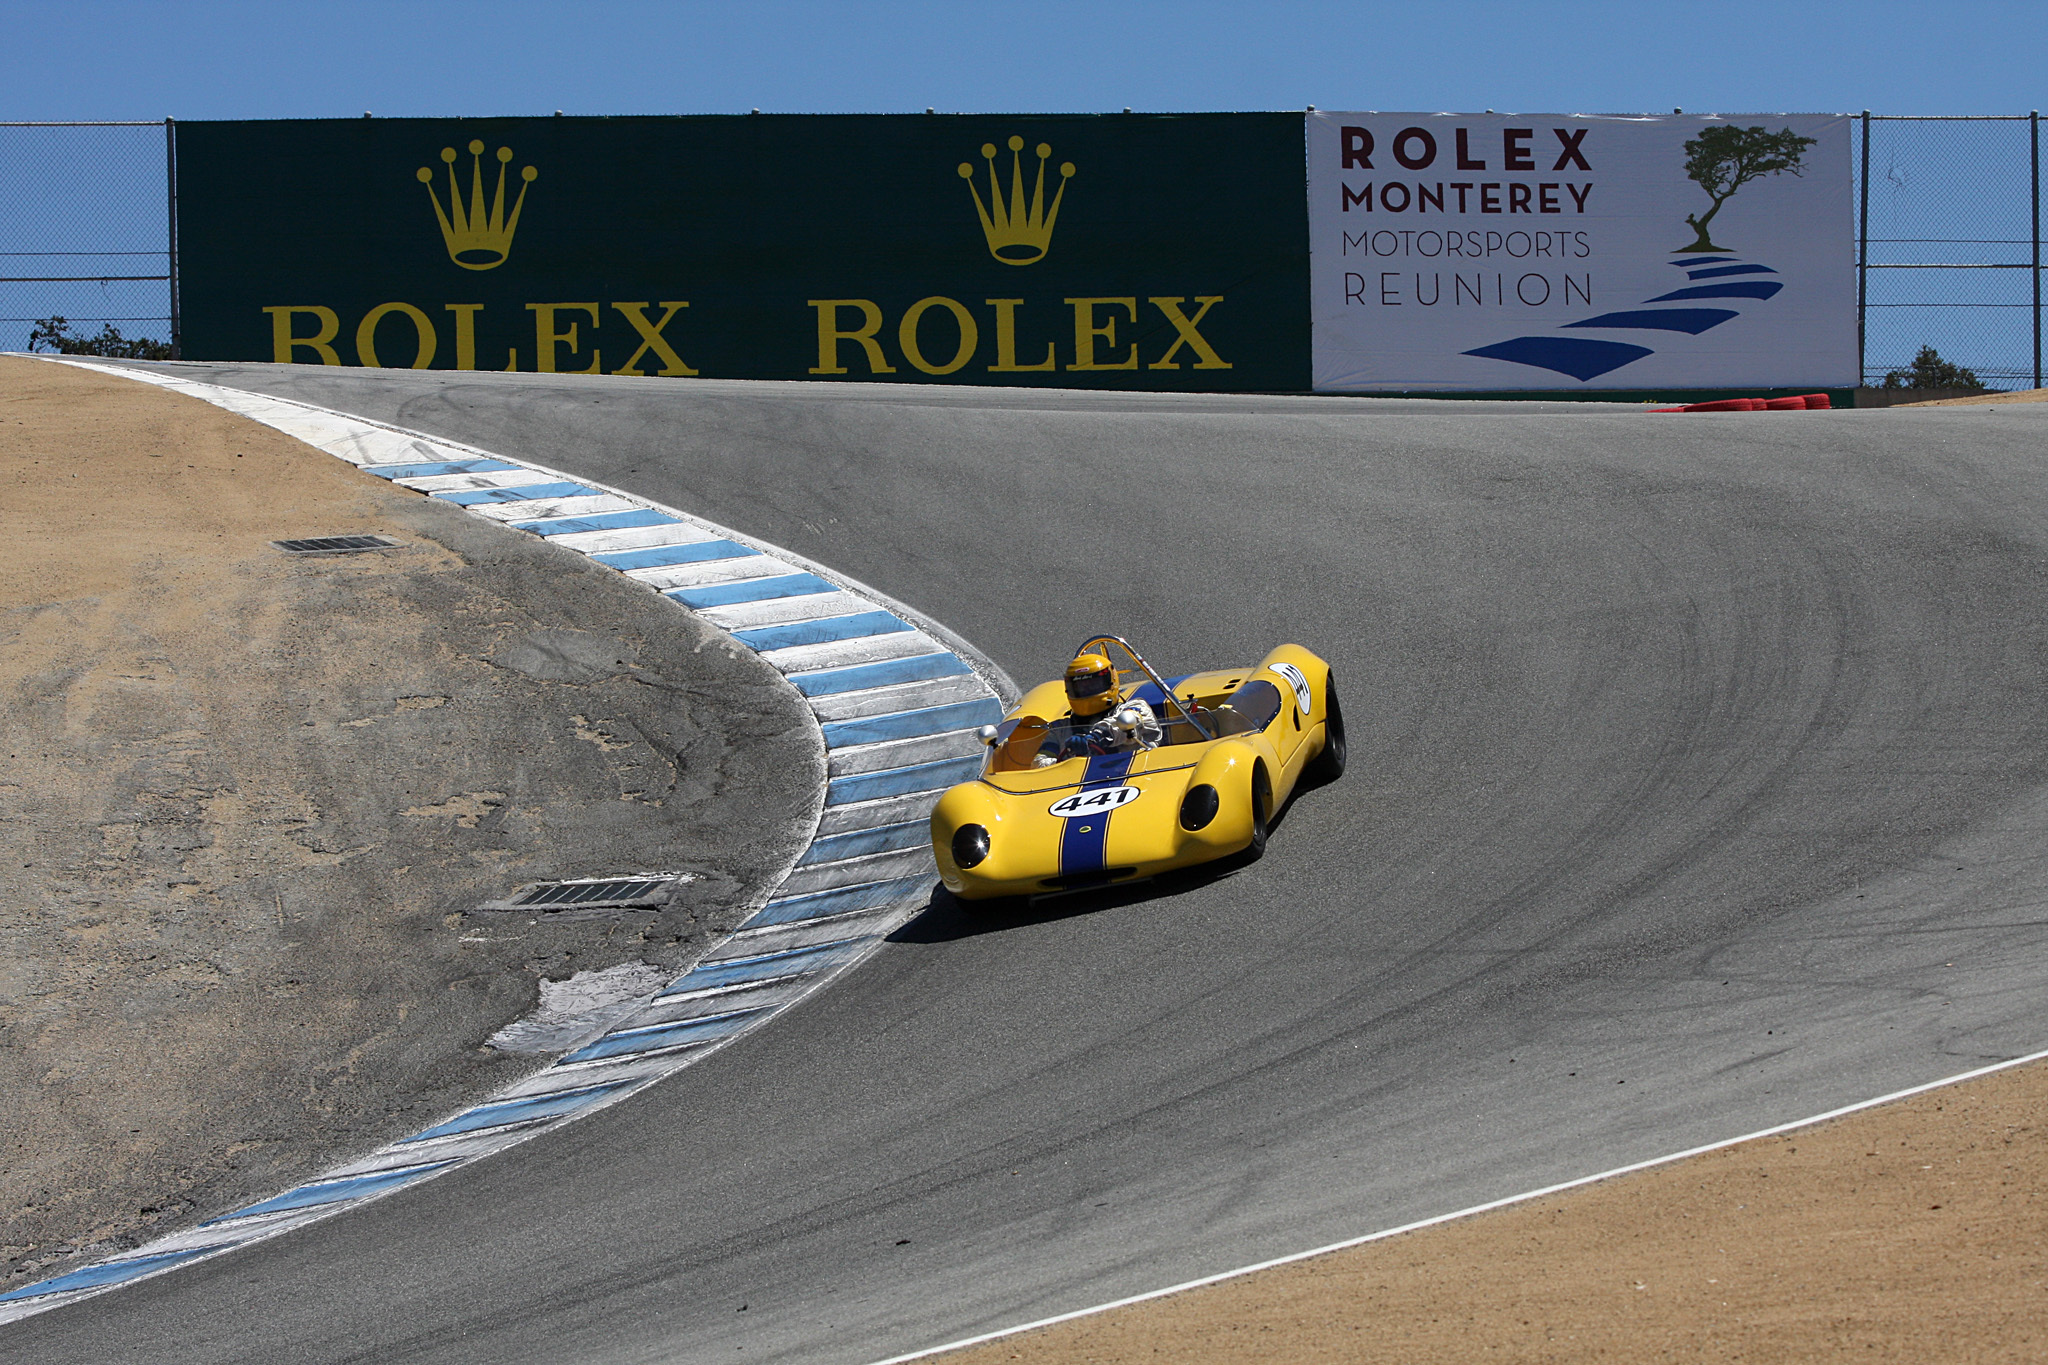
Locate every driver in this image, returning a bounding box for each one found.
[1037,652,1162,764]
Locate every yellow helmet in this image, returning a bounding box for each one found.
[1064,652,1120,718]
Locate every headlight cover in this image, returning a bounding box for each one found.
[952,823,991,869]
[1179,784,1220,831]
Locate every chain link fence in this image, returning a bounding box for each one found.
[1858,113,2042,391]
[4,116,2044,388]
[0,121,175,357]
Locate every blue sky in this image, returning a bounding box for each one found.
[3,2,2040,377]
[3,0,2041,122]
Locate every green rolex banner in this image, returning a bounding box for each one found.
[176,114,1310,392]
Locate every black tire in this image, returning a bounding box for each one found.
[1245,764,1271,861]
[1308,676,1347,781]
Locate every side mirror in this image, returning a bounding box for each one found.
[976,724,1001,747]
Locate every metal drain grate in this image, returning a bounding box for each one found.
[272,535,401,555]
[480,874,688,914]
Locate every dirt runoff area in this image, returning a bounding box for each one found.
[0,356,820,1295]
[1898,387,2048,407]
[943,1058,2048,1364]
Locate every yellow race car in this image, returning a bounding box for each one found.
[931,635,1344,901]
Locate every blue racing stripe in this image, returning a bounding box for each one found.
[435,481,602,505]
[1058,751,1138,876]
[732,610,910,652]
[668,573,836,609]
[826,755,982,805]
[560,1008,765,1064]
[820,697,1001,748]
[799,820,931,865]
[591,539,754,571]
[0,1248,213,1304]
[400,1080,635,1143]
[203,1162,454,1225]
[361,458,520,480]
[788,652,972,697]
[660,940,863,994]
[516,508,681,535]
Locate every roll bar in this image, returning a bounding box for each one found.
[1074,634,1214,742]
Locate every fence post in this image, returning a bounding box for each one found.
[2032,109,2040,391]
[165,117,180,360]
[1858,110,1870,388]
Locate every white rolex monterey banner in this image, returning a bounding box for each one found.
[1306,112,1854,392]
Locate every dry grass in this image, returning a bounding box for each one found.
[937,1058,2048,1364]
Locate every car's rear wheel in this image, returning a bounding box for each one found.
[1245,763,1271,860]
[1309,675,1346,781]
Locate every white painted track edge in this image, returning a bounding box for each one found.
[863,1040,2048,1365]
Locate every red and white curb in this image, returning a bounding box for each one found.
[0,358,1016,1325]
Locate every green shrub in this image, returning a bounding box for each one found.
[1881,345,1985,392]
[28,316,173,361]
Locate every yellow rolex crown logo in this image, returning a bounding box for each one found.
[416,139,537,271]
[957,135,1074,266]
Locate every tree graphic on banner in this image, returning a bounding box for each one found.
[1677,125,1818,253]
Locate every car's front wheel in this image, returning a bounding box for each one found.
[1245,763,1271,860]
[1309,675,1346,781]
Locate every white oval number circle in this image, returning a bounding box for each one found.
[1269,661,1313,715]
[1049,785,1141,819]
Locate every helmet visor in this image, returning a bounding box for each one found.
[1067,668,1114,699]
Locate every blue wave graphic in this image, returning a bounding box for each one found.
[1462,337,1654,381]
[1563,309,1738,335]
[1686,263,1778,280]
[1644,281,1783,303]
[1465,254,1787,382]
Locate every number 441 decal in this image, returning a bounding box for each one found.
[1269,661,1313,714]
[1049,785,1141,818]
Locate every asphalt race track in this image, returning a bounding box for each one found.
[17,364,2048,1363]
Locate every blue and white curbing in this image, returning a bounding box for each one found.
[0,358,1017,1325]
